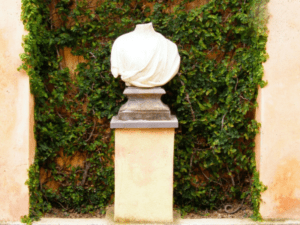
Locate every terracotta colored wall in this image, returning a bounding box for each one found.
[0,0,35,221]
[255,0,300,219]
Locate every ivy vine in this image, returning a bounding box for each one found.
[19,0,268,223]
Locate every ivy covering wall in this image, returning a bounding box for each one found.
[20,0,268,223]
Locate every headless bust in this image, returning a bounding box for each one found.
[110,23,180,88]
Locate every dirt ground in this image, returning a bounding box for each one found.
[181,203,253,219]
[44,203,253,219]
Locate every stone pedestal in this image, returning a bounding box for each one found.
[110,87,178,223]
[114,128,175,223]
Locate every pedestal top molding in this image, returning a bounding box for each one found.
[110,115,178,129]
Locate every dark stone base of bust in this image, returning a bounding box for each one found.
[110,87,178,129]
[118,87,171,120]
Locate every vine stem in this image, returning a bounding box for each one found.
[227,166,235,186]
[89,52,96,59]
[57,201,69,211]
[189,149,195,175]
[79,161,91,186]
[225,194,248,214]
[200,167,222,186]
[85,120,96,142]
[56,111,63,119]
[239,95,253,104]
[221,113,227,130]
[55,46,63,70]
[180,80,196,122]
[235,77,239,91]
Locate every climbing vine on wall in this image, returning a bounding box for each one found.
[20,0,268,223]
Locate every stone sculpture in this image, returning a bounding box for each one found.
[110,24,178,224]
[110,22,180,124]
[110,22,180,88]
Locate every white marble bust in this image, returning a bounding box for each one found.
[110,22,180,88]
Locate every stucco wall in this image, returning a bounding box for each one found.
[0,0,35,221]
[256,0,300,219]
[1,0,300,221]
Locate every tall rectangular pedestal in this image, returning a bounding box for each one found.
[114,128,174,223]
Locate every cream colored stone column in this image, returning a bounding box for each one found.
[0,0,35,221]
[114,128,175,223]
[255,0,300,219]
